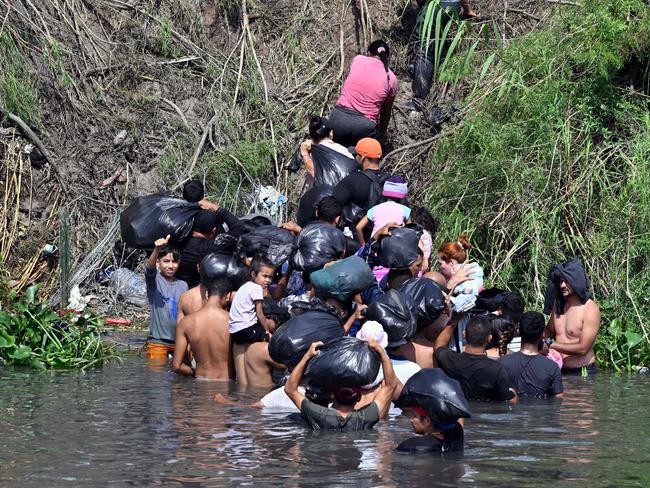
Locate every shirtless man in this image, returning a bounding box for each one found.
[234,342,285,387]
[544,259,600,375]
[172,279,235,380]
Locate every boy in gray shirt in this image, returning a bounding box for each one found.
[145,235,188,359]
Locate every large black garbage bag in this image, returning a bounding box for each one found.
[269,311,344,370]
[398,277,446,326]
[238,225,296,265]
[310,256,374,302]
[263,296,291,326]
[310,144,357,187]
[395,369,471,425]
[379,227,420,269]
[343,236,361,258]
[209,233,239,256]
[120,195,200,248]
[296,185,334,227]
[293,223,347,273]
[305,337,381,391]
[366,289,417,347]
[200,252,249,289]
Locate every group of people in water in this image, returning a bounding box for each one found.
[139,17,601,452]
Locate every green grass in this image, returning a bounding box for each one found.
[0,32,41,125]
[424,0,650,369]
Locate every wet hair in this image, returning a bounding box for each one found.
[333,387,361,407]
[498,292,525,325]
[308,115,331,144]
[520,311,546,343]
[465,315,492,347]
[208,278,234,298]
[316,196,343,224]
[387,268,412,289]
[250,255,276,276]
[368,39,391,85]
[438,234,472,264]
[487,316,516,356]
[157,244,180,262]
[410,206,439,237]
[182,179,204,203]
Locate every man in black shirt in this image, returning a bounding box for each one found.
[332,138,386,210]
[434,315,517,403]
[396,407,465,453]
[499,312,563,398]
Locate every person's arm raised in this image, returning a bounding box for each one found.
[366,339,398,418]
[285,342,322,409]
[146,235,170,270]
[343,304,367,335]
[433,293,456,352]
[550,303,601,356]
[272,262,294,301]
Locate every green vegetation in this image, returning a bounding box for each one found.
[425,0,650,369]
[0,32,41,125]
[0,285,119,370]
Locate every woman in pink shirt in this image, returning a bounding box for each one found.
[328,40,398,147]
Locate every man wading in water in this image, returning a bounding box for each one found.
[543,259,601,376]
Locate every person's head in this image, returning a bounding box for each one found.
[408,249,424,277]
[411,206,439,237]
[157,244,180,279]
[352,138,382,169]
[410,406,435,435]
[519,311,546,344]
[308,115,333,144]
[316,196,343,225]
[208,278,235,307]
[559,279,574,298]
[250,215,273,227]
[333,386,362,407]
[382,175,408,204]
[387,267,412,290]
[250,255,276,289]
[182,179,204,203]
[367,39,391,78]
[495,291,525,325]
[438,234,472,279]
[464,315,492,349]
[486,316,516,356]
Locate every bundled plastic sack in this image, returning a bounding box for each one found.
[398,277,446,326]
[263,296,290,326]
[379,227,420,269]
[296,185,334,227]
[366,289,417,347]
[310,256,374,302]
[305,337,381,391]
[293,223,347,273]
[310,144,357,187]
[395,368,471,425]
[209,233,239,256]
[269,310,344,369]
[109,268,147,307]
[200,252,249,289]
[120,194,200,248]
[238,225,296,265]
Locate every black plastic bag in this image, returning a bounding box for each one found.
[311,144,357,187]
[398,277,446,326]
[289,146,303,173]
[296,185,334,227]
[395,368,471,425]
[238,225,296,265]
[200,252,249,289]
[310,256,374,302]
[209,233,239,256]
[268,310,344,370]
[293,223,347,273]
[120,194,200,248]
[263,296,291,326]
[366,289,417,347]
[379,227,420,269]
[343,236,361,258]
[305,337,381,391]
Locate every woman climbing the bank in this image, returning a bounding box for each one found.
[328,40,398,147]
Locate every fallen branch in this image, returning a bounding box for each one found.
[161,98,199,138]
[545,0,582,6]
[382,133,444,161]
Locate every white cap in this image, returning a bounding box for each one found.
[355,321,388,349]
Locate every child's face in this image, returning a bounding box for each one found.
[158,253,179,278]
[252,265,274,289]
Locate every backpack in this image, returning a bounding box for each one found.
[361,169,390,209]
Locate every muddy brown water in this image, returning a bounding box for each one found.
[1,356,649,487]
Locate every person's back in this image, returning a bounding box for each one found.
[177,285,206,322]
[240,341,280,387]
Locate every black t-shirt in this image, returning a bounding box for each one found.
[300,400,380,431]
[333,169,383,209]
[435,346,515,401]
[498,352,563,398]
[396,423,464,453]
[193,208,245,236]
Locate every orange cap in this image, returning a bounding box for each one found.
[354,138,382,159]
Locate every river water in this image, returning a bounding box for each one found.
[1,355,649,487]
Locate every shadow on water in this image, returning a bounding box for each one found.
[1,357,650,486]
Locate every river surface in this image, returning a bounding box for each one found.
[1,355,649,487]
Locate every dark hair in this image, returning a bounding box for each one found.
[250,215,272,226]
[411,206,439,237]
[183,179,204,203]
[334,387,361,407]
[498,292,525,325]
[520,311,546,343]
[368,39,391,85]
[387,268,412,289]
[250,255,276,275]
[316,196,343,224]
[157,244,180,262]
[308,115,331,144]
[208,278,234,298]
[465,315,492,347]
[487,316,516,356]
